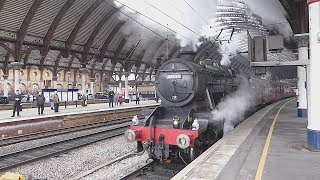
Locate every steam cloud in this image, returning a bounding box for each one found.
[115,0,217,49]
[243,0,293,38]
[211,77,259,134]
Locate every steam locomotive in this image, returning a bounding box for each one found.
[124,51,240,163]
[124,51,295,163]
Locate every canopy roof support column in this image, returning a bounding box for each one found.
[3,75,8,97]
[307,0,320,150]
[124,73,129,103]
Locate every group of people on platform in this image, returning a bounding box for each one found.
[108,90,119,108]
[11,90,60,117]
[107,91,140,108]
[10,89,144,117]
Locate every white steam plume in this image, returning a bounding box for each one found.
[220,32,248,66]
[115,0,217,49]
[211,77,259,134]
[243,0,293,39]
[220,41,238,66]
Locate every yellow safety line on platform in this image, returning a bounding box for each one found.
[255,99,292,180]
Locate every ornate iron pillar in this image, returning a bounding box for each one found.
[39,68,44,89]
[79,68,88,96]
[100,72,104,92]
[124,72,129,103]
[119,80,122,96]
[73,70,77,88]
[11,62,22,92]
[90,78,95,95]
[2,75,8,97]
[52,76,58,89]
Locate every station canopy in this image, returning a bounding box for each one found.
[0,0,298,80]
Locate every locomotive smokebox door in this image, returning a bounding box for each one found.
[157,62,194,106]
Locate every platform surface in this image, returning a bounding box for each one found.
[0,100,158,124]
[173,99,320,180]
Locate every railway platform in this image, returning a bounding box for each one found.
[0,100,159,139]
[173,99,320,180]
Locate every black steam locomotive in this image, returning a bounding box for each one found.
[124,51,240,163]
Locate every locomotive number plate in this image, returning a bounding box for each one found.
[167,74,181,79]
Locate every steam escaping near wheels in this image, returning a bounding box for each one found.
[211,77,259,135]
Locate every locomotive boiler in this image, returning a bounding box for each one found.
[124,51,239,163]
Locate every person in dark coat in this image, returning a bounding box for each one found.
[135,92,140,105]
[108,90,115,108]
[11,90,22,117]
[36,92,46,115]
[53,91,60,112]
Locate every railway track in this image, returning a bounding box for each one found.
[0,116,140,147]
[69,152,137,180]
[121,161,185,180]
[0,118,136,172]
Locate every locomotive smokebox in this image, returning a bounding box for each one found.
[177,50,196,61]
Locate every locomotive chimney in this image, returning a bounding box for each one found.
[178,50,196,61]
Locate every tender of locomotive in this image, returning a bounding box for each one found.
[124,52,239,163]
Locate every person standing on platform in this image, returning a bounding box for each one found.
[114,92,119,106]
[53,91,60,112]
[136,92,140,105]
[50,93,54,110]
[11,90,22,117]
[81,94,87,106]
[108,90,115,108]
[36,92,45,115]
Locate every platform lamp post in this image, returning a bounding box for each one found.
[102,73,106,92]
[307,0,320,150]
